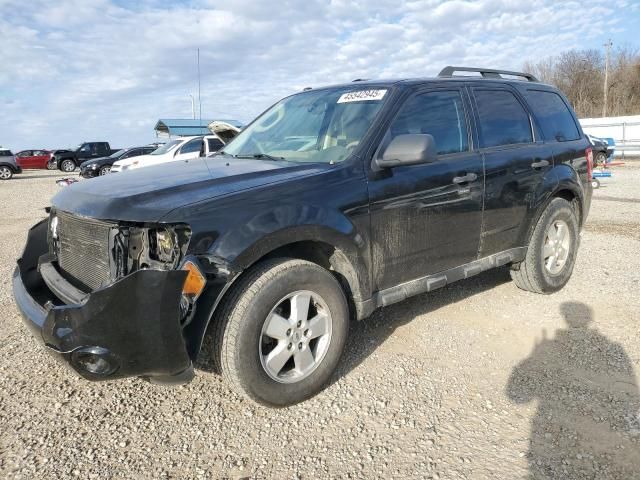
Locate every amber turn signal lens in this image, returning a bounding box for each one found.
[182,261,206,299]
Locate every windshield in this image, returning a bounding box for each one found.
[109,149,126,158]
[222,87,388,163]
[151,139,182,155]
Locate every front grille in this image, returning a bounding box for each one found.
[56,211,113,290]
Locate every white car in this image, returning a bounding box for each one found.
[111,135,224,172]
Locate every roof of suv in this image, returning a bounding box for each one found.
[307,66,550,92]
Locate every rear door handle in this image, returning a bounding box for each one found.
[452,172,478,184]
[531,160,550,169]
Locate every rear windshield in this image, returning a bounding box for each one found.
[0,150,13,156]
[524,90,580,142]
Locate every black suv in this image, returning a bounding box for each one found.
[13,67,593,406]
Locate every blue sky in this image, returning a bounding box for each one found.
[1,0,639,151]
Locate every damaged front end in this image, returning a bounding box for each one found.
[12,211,206,383]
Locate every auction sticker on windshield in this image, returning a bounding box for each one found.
[337,89,387,103]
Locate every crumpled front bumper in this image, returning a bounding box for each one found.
[12,218,194,383]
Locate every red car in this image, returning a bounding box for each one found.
[15,150,54,169]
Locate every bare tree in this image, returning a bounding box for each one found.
[523,46,640,118]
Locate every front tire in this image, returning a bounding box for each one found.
[511,198,579,294]
[99,165,111,176]
[211,258,349,406]
[60,159,76,172]
[0,166,13,180]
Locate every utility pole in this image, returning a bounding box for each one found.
[189,94,195,119]
[603,39,613,118]
[197,48,202,123]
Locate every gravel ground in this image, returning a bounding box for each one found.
[1,165,639,479]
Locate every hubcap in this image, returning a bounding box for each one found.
[63,161,74,172]
[543,220,571,274]
[259,290,332,383]
[100,166,111,175]
[0,167,10,179]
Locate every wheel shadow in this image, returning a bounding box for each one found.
[196,266,513,378]
[331,266,512,383]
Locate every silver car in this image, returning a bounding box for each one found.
[0,148,22,180]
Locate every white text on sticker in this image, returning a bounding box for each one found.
[337,90,387,103]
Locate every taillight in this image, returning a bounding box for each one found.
[585,147,593,182]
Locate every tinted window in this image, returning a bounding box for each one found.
[207,138,224,152]
[389,90,468,155]
[475,90,532,148]
[524,90,580,142]
[0,150,13,156]
[180,138,203,154]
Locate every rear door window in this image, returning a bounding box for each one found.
[474,90,533,148]
[524,90,580,142]
[388,90,469,155]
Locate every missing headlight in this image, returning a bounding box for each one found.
[149,228,178,264]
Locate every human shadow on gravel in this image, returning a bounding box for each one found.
[507,301,640,479]
[331,265,513,382]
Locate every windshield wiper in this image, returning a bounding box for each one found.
[234,153,286,161]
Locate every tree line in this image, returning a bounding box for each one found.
[523,46,640,118]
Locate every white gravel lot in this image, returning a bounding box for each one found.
[0,165,639,479]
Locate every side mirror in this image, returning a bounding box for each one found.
[375,134,438,169]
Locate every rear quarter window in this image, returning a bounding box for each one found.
[524,90,580,142]
[474,89,533,148]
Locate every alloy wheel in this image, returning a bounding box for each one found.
[0,166,12,179]
[543,219,571,274]
[259,290,332,383]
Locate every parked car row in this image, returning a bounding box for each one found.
[4,124,240,181]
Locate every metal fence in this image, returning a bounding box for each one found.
[579,117,640,158]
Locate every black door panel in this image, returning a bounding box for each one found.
[368,88,484,290]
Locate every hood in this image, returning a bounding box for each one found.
[52,155,328,223]
[208,121,241,144]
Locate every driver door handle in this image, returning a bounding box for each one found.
[452,172,478,184]
[531,159,550,169]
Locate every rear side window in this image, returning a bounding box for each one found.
[474,90,532,148]
[389,90,469,155]
[524,90,580,142]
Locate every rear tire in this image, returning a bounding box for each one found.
[46,161,57,170]
[591,178,600,189]
[510,198,579,294]
[211,258,349,406]
[595,151,607,165]
[60,159,76,172]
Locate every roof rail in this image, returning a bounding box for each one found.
[438,66,539,82]
[352,78,369,82]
